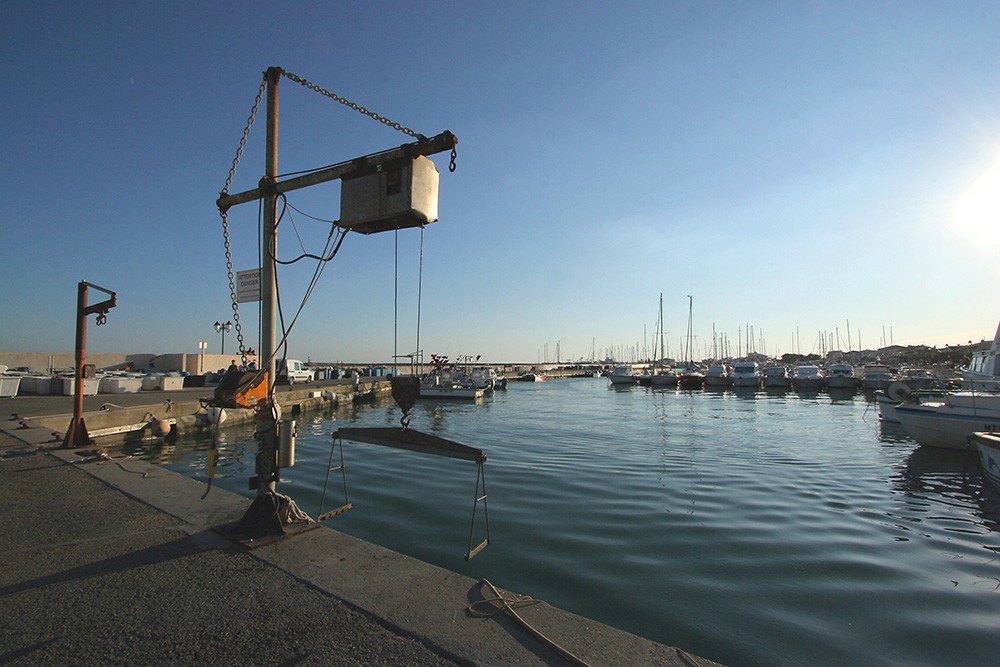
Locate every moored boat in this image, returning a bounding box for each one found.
[894,392,1000,450]
[731,361,762,388]
[677,367,705,389]
[762,365,791,389]
[703,363,732,388]
[970,432,1000,491]
[420,355,485,399]
[792,365,825,391]
[608,365,637,386]
[861,363,896,391]
[825,364,858,389]
[898,367,940,391]
[649,369,678,387]
[961,321,1000,392]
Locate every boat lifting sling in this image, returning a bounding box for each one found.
[318,378,491,560]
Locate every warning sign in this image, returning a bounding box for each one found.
[236,268,261,303]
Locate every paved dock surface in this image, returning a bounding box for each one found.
[0,397,722,666]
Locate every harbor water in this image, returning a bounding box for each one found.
[131,378,1000,666]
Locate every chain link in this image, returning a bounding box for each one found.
[221,75,267,198]
[218,72,267,368]
[221,213,249,369]
[279,69,425,139]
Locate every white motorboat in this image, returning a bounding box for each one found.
[649,369,678,387]
[419,372,484,399]
[825,364,858,389]
[792,365,825,391]
[608,365,637,385]
[961,321,1000,392]
[703,363,732,388]
[763,365,792,389]
[969,432,1000,491]
[894,392,1000,450]
[731,361,762,388]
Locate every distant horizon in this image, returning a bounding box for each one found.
[2,334,992,370]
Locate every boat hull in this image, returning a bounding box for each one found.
[419,386,484,399]
[677,374,704,389]
[826,376,858,389]
[895,403,1000,450]
[649,373,677,387]
[793,378,825,391]
[970,432,1000,491]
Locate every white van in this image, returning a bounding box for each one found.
[281,359,313,385]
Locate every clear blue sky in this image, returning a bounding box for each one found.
[3,1,999,363]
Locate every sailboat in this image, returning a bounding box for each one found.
[677,295,704,389]
[648,293,677,387]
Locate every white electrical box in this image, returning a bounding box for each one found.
[339,155,440,234]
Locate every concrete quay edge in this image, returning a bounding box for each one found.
[0,408,722,666]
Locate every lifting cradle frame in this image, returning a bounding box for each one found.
[319,426,491,560]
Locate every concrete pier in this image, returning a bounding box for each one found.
[0,392,722,666]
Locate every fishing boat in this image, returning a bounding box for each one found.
[894,392,1000,450]
[969,432,1000,491]
[825,363,858,389]
[961,321,1000,392]
[792,365,825,391]
[731,361,762,388]
[419,355,484,399]
[875,382,949,423]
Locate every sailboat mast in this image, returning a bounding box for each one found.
[658,292,665,363]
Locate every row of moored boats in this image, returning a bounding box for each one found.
[605,361,942,392]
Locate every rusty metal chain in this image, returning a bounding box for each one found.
[279,69,425,139]
[221,75,267,197]
[217,72,267,368]
[221,213,249,369]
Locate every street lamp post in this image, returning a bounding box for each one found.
[214,320,232,354]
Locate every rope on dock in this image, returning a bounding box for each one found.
[469,578,593,667]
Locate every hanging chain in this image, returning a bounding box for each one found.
[217,73,267,368]
[221,213,248,368]
[279,69,425,139]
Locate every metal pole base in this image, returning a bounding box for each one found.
[62,417,92,449]
[234,493,285,540]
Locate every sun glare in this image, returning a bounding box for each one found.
[951,156,1000,245]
